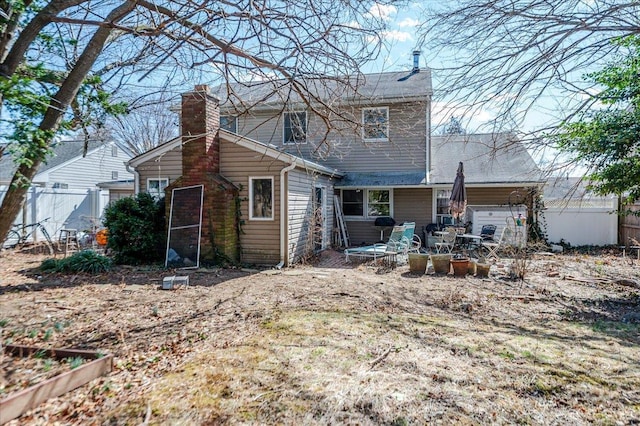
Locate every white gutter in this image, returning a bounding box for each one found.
[425,95,431,184]
[126,162,140,194]
[279,162,297,268]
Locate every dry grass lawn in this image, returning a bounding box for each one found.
[0,249,639,425]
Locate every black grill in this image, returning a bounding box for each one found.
[374,216,396,227]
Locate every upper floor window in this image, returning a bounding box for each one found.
[283,111,307,144]
[362,107,389,142]
[112,171,119,180]
[342,189,392,218]
[111,146,118,157]
[220,115,237,133]
[147,178,168,200]
[249,177,274,220]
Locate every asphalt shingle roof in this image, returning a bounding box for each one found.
[429,133,542,185]
[0,140,104,183]
[213,69,433,109]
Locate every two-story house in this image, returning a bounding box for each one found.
[128,61,541,267]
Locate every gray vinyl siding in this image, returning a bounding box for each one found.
[234,101,428,173]
[220,140,285,265]
[287,169,334,264]
[46,143,133,190]
[135,145,182,193]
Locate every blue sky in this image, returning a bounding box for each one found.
[357,2,509,133]
[359,2,587,136]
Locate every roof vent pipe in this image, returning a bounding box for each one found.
[412,50,421,73]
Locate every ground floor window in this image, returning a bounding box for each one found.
[436,189,453,226]
[147,178,169,199]
[342,188,392,219]
[249,177,274,220]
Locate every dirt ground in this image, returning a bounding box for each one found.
[1,248,639,425]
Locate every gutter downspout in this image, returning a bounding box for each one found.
[425,93,432,184]
[126,162,140,194]
[278,162,297,269]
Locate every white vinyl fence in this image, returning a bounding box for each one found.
[544,197,618,246]
[0,186,109,244]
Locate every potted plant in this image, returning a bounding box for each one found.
[475,256,491,278]
[408,252,429,274]
[430,253,452,274]
[450,253,469,277]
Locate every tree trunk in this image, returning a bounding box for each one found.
[0,1,136,244]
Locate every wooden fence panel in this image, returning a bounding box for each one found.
[620,203,640,246]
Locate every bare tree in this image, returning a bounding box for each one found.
[0,0,401,243]
[105,96,179,155]
[415,0,640,146]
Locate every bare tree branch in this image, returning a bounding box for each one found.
[416,0,640,138]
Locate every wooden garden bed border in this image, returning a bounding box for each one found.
[0,344,113,424]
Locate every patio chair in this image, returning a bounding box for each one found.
[344,225,408,263]
[435,226,457,254]
[401,222,422,254]
[482,226,514,259]
[480,224,497,241]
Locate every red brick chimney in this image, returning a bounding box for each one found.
[165,85,239,266]
[181,84,220,183]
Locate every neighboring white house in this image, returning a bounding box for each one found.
[0,139,134,240]
[543,177,618,246]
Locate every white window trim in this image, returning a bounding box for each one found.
[220,115,238,133]
[249,176,275,221]
[342,188,394,220]
[283,111,308,145]
[147,178,169,199]
[362,106,389,143]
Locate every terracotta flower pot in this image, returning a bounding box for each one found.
[450,257,469,277]
[467,259,476,275]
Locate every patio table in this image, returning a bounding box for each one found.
[456,234,483,251]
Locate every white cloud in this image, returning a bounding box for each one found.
[431,101,495,132]
[381,30,413,43]
[368,3,397,21]
[397,17,419,28]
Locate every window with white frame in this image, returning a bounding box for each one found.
[111,146,118,157]
[342,189,392,218]
[362,107,389,142]
[147,178,169,199]
[220,115,237,133]
[249,177,274,220]
[112,171,118,180]
[342,189,364,216]
[436,189,453,226]
[283,111,307,144]
[367,190,391,217]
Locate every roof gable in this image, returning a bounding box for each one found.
[129,131,343,178]
[0,140,128,184]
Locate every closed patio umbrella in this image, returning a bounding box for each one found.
[449,161,467,225]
